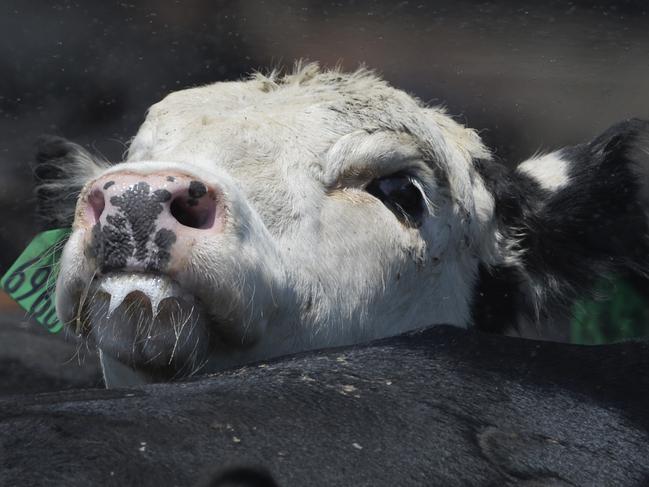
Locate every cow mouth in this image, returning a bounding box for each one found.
[95,272,194,318]
[78,272,212,378]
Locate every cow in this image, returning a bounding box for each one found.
[1,326,648,486]
[33,63,649,387]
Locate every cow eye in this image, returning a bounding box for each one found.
[365,174,426,227]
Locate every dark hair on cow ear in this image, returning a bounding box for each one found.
[472,118,649,334]
[33,135,108,230]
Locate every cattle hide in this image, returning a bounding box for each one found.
[1,325,647,487]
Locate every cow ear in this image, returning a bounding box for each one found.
[473,118,649,333]
[33,135,108,229]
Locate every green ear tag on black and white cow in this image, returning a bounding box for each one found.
[1,228,71,333]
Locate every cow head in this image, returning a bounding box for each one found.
[34,64,649,386]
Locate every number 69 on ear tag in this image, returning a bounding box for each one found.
[1,228,71,333]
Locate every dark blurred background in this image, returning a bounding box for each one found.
[1,0,648,342]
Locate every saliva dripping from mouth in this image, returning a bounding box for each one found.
[98,273,194,316]
[75,272,211,379]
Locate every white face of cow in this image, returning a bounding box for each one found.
[54,65,496,382]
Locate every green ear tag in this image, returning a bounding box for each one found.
[1,228,72,333]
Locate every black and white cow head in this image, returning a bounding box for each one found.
[34,64,649,386]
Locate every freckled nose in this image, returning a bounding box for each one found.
[85,176,219,229]
[82,172,223,273]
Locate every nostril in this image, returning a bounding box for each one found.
[87,189,105,223]
[170,193,216,229]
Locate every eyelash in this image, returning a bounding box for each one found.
[364,172,426,227]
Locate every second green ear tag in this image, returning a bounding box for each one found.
[1,228,71,333]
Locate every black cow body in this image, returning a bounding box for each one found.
[1,325,648,486]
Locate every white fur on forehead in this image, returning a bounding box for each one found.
[136,63,487,146]
[250,61,388,92]
[251,63,490,154]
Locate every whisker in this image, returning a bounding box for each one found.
[75,269,98,334]
[168,302,194,366]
